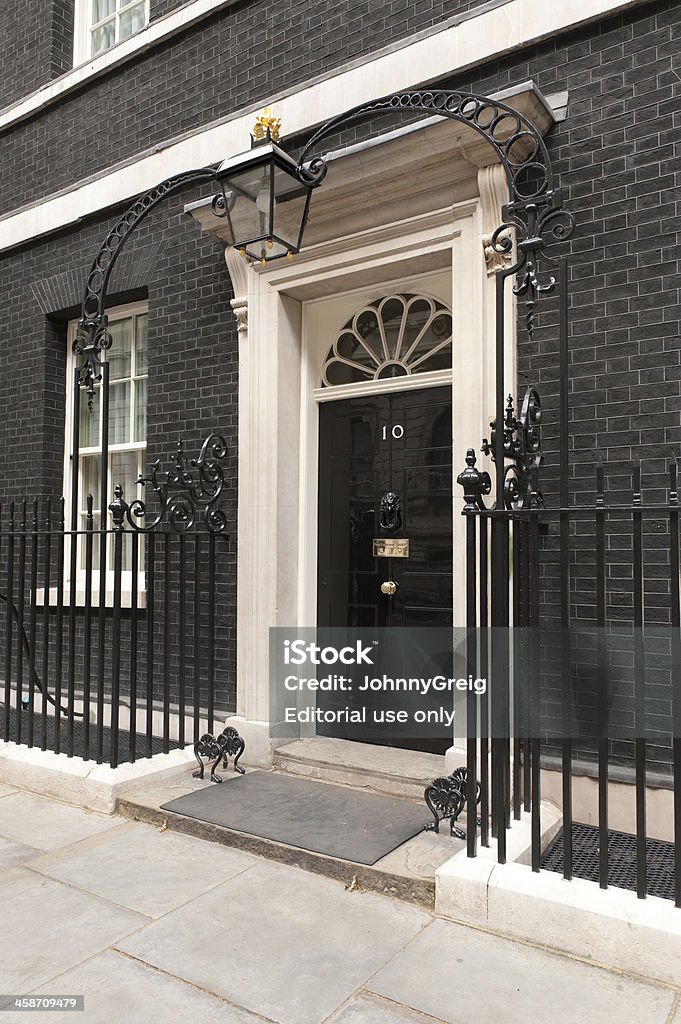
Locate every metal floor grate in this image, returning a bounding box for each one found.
[541,822,677,902]
[1,705,180,763]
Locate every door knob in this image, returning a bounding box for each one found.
[380,580,398,596]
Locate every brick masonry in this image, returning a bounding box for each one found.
[0,1,74,109]
[0,0,679,727]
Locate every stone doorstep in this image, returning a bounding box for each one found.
[273,735,448,801]
[115,766,473,910]
[118,795,437,910]
[0,740,198,814]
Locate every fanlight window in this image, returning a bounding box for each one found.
[322,294,452,388]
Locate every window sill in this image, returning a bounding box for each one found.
[35,586,147,610]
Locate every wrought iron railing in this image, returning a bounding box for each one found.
[0,435,232,769]
[458,401,681,906]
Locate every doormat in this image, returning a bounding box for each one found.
[161,770,427,865]
[541,821,676,902]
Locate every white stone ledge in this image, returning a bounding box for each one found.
[0,740,196,814]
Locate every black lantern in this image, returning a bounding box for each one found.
[216,114,314,266]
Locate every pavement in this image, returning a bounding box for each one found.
[0,784,679,1024]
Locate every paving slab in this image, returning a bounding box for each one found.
[327,993,445,1023]
[0,835,39,870]
[0,950,265,1024]
[0,783,17,799]
[0,792,119,852]
[366,918,677,1024]
[0,869,147,996]
[27,820,259,917]
[117,859,429,1024]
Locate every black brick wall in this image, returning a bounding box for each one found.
[0,1,74,110]
[151,0,192,19]
[0,0,494,216]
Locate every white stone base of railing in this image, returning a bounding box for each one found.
[435,802,681,987]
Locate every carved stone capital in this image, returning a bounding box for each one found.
[230,296,248,335]
[225,246,250,336]
[478,164,512,276]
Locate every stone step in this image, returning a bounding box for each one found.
[116,769,463,910]
[273,736,447,802]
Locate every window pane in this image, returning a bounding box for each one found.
[110,451,139,503]
[109,382,131,444]
[134,378,147,443]
[80,512,101,570]
[119,3,146,40]
[92,21,115,54]
[135,314,148,376]
[109,453,138,556]
[80,456,102,513]
[118,533,133,572]
[79,387,101,448]
[92,0,116,22]
[107,319,132,381]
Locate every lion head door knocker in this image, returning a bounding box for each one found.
[379,491,402,533]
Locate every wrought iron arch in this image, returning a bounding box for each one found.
[75,167,220,407]
[295,90,574,343]
[70,89,574,530]
[297,90,555,200]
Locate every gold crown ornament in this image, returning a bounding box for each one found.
[252,109,282,143]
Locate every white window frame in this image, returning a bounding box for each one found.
[61,300,148,604]
[73,0,150,65]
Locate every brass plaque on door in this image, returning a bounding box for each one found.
[373,538,409,558]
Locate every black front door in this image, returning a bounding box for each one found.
[317,386,453,750]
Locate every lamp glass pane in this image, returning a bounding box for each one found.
[272,165,309,251]
[222,162,272,248]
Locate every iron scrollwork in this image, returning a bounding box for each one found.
[108,433,229,534]
[296,90,574,339]
[193,726,246,783]
[491,199,575,338]
[74,167,220,409]
[481,388,543,510]
[424,767,481,840]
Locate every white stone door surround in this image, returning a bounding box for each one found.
[221,197,513,765]
[186,90,561,764]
